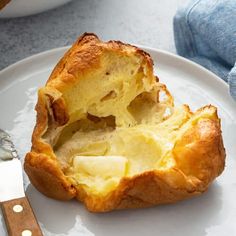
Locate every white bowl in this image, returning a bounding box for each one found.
[0,0,72,18]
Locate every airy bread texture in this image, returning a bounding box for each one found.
[24,33,225,212]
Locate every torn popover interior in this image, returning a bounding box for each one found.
[24,33,225,212]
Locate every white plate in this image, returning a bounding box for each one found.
[0,0,72,18]
[0,46,236,236]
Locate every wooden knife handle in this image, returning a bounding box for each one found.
[1,197,43,236]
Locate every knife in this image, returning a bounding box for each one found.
[0,129,43,236]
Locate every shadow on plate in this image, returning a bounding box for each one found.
[0,209,7,236]
[26,182,223,236]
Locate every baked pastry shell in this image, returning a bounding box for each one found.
[24,33,226,212]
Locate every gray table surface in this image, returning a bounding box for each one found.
[0,0,187,70]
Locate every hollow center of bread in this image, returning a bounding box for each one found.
[52,105,191,196]
[44,52,182,196]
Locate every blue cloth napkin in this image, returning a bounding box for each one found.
[174,0,236,100]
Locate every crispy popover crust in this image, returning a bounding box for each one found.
[0,0,10,10]
[24,33,225,212]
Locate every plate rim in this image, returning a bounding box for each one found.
[0,45,229,90]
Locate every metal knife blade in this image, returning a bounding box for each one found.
[0,129,25,202]
[0,128,43,236]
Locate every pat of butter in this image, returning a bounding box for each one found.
[73,155,128,178]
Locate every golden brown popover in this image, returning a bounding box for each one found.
[0,0,10,10]
[24,33,225,212]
